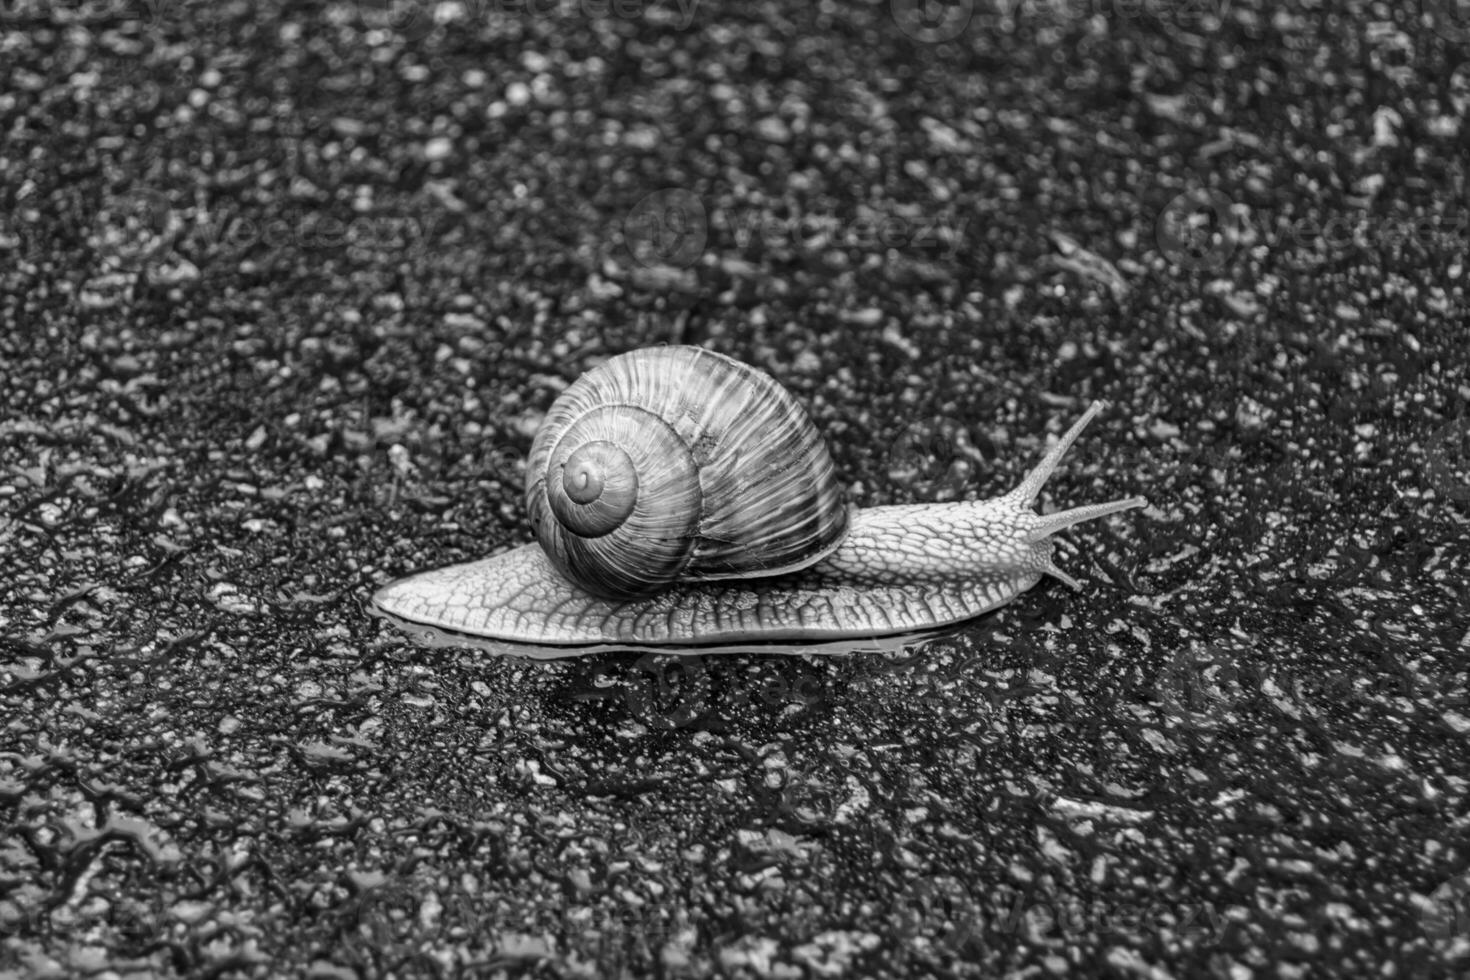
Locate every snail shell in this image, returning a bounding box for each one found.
[526,346,849,600]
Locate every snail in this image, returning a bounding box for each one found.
[370,345,1147,659]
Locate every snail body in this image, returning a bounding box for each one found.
[371,346,1146,658]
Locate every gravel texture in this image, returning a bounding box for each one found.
[2,0,1469,977]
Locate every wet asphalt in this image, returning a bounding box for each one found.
[2,0,1469,977]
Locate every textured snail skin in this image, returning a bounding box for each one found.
[371,400,1147,658]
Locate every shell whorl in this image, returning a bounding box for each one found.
[525,346,849,600]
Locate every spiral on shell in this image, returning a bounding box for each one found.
[525,346,849,600]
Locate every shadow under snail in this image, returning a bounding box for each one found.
[370,345,1147,659]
